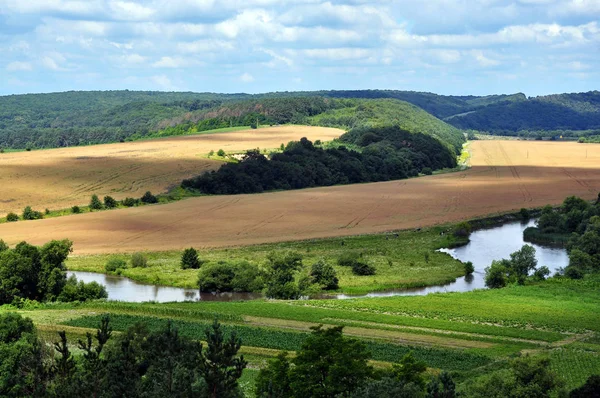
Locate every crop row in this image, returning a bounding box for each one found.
[64,314,491,372]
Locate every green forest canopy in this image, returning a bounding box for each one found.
[1,89,598,149]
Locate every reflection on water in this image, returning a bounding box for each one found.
[71,220,570,302]
[68,271,262,303]
[330,219,569,299]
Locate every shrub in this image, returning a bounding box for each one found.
[519,208,531,220]
[452,222,472,238]
[45,208,50,215]
[217,149,226,157]
[337,252,361,267]
[141,191,158,204]
[533,265,550,281]
[310,259,339,290]
[6,212,18,222]
[22,206,43,220]
[104,196,118,208]
[422,167,433,175]
[181,248,201,270]
[208,150,214,156]
[122,197,139,207]
[71,205,81,214]
[89,194,103,210]
[105,258,127,273]
[198,262,236,292]
[57,275,108,302]
[352,261,376,276]
[464,261,475,275]
[565,266,584,279]
[131,252,148,268]
[231,261,264,292]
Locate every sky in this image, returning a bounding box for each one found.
[0,0,599,96]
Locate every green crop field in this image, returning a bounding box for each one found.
[6,273,599,395]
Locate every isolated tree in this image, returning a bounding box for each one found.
[103,196,118,209]
[264,251,303,299]
[198,319,247,398]
[89,194,103,210]
[464,261,475,275]
[484,260,508,289]
[181,248,201,270]
[509,245,537,284]
[310,259,339,290]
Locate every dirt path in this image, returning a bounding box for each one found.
[1,140,600,254]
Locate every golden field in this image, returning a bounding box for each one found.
[0,125,343,215]
[0,140,599,254]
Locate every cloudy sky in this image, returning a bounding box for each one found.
[1,0,598,96]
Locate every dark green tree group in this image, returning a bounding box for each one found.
[183,127,458,196]
[0,313,246,398]
[0,239,106,304]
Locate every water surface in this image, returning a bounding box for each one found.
[70,219,569,302]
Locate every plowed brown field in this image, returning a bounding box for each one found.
[0,126,343,215]
[1,140,600,254]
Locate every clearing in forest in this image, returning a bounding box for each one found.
[1,140,600,254]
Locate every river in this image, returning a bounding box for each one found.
[70,219,569,302]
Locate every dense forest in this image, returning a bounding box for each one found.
[447,91,600,133]
[2,89,598,149]
[182,126,459,195]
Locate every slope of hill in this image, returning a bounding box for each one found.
[0,91,248,148]
[447,91,600,133]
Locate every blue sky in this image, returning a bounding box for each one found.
[1,0,598,96]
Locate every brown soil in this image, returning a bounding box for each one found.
[1,140,599,254]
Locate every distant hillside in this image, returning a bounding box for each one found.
[446,91,600,133]
[0,91,248,148]
[2,89,596,149]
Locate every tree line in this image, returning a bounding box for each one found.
[2,312,596,398]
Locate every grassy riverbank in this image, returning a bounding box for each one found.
[67,226,467,294]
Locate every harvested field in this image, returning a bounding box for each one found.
[0,125,342,215]
[1,140,600,254]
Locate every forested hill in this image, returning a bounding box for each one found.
[2,89,596,149]
[0,91,464,153]
[445,91,600,133]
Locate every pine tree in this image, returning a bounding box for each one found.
[198,319,247,398]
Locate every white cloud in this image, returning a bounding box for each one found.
[152,56,189,68]
[177,40,234,53]
[151,74,177,90]
[108,1,156,21]
[6,61,33,71]
[240,72,254,82]
[471,50,500,67]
